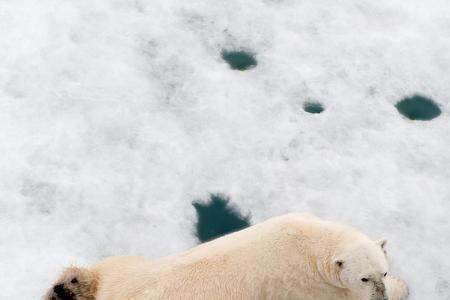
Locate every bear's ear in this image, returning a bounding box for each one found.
[376,239,387,249]
[334,259,344,268]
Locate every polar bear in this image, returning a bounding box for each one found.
[46,214,409,300]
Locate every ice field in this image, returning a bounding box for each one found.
[1,0,449,299]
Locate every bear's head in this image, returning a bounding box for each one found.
[44,266,98,300]
[333,239,389,300]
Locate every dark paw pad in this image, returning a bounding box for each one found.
[53,283,75,300]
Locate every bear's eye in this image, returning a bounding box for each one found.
[71,278,78,284]
[384,272,387,277]
[361,278,369,282]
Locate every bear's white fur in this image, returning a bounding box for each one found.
[51,214,410,300]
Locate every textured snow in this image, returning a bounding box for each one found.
[0,0,449,299]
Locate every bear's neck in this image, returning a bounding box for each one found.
[275,220,350,289]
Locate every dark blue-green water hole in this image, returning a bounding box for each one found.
[395,95,441,121]
[221,50,257,71]
[304,102,325,114]
[193,194,251,243]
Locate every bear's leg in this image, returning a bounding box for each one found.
[44,266,97,300]
[385,276,409,300]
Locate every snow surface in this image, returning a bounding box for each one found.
[0,0,449,299]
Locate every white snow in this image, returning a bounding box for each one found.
[0,0,449,299]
